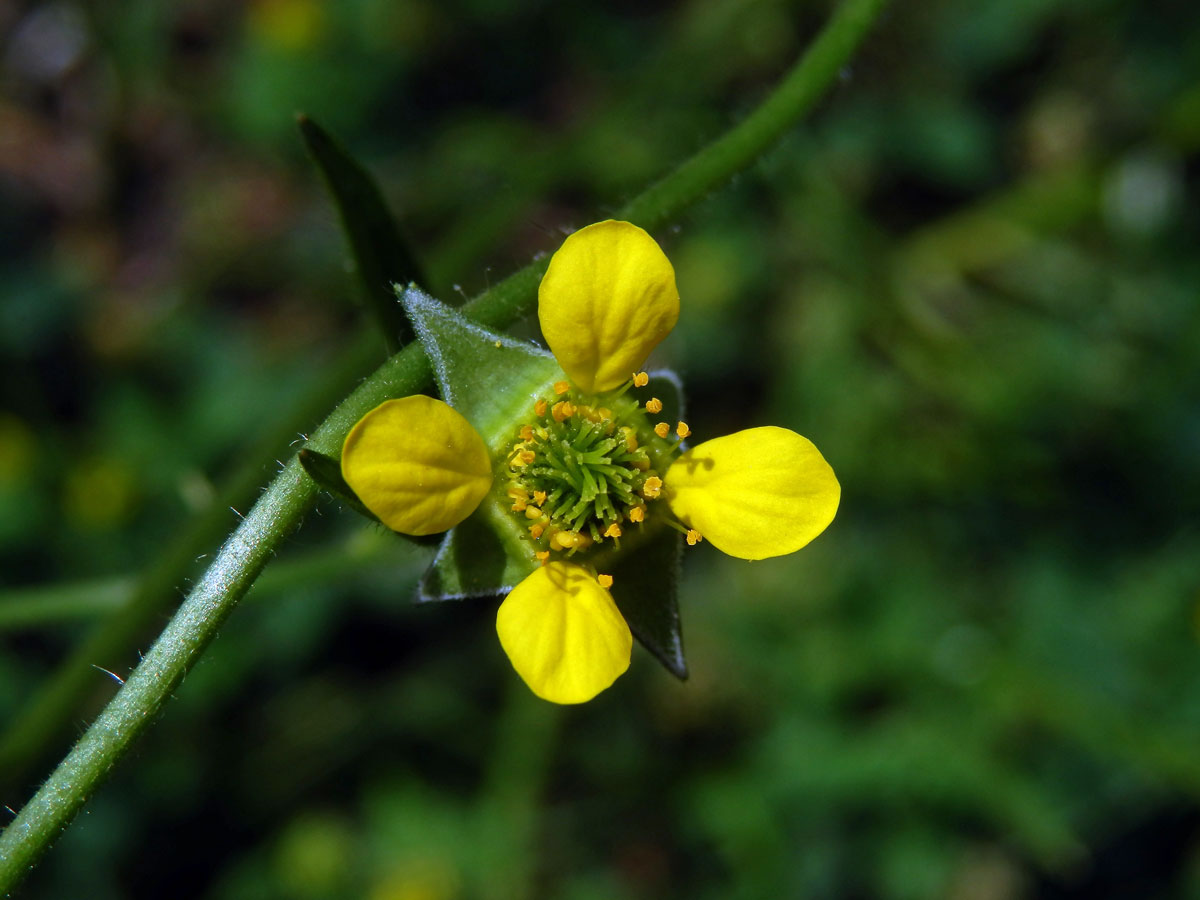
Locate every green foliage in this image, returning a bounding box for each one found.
[3,0,1200,897]
[298,115,426,351]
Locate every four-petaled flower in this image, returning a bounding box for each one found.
[340,220,840,703]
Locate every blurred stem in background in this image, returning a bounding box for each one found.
[476,680,562,900]
[0,526,413,630]
[0,0,891,890]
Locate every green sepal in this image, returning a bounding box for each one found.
[399,285,563,446]
[298,114,426,352]
[417,504,538,601]
[608,526,688,680]
[297,448,441,546]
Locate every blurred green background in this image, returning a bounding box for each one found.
[3,0,1200,897]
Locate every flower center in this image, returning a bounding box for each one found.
[505,375,689,560]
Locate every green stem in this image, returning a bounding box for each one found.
[0,334,381,787]
[0,0,890,887]
[618,0,891,230]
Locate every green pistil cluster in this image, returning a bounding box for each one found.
[506,381,673,558]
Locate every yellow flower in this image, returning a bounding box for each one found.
[340,395,492,536]
[538,221,679,394]
[495,563,631,704]
[339,220,840,705]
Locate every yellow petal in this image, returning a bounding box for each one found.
[341,395,491,535]
[664,426,840,561]
[538,220,679,394]
[496,562,632,704]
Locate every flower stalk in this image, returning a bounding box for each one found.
[0,0,891,887]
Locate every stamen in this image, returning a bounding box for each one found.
[654,422,670,439]
[676,421,691,439]
[554,531,581,549]
[536,550,550,564]
[597,574,614,589]
[645,397,663,414]
[508,392,667,559]
[632,372,649,387]
[686,529,703,546]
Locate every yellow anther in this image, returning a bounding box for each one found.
[552,400,575,422]
[535,398,548,417]
[633,372,649,387]
[642,476,663,499]
[620,426,638,451]
[533,490,547,505]
[516,449,535,465]
[553,530,582,549]
[676,421,691,439]
[520,424,535,442]
[511,497,528,512]
[604,522,622,539]
[529,523,544,539]
[536,550,550,564]
[597,407,613,421]
[524,505,542,520]
[645,397,663,414]
[654,422,670,439]
[686,529,703,546]
[553,380,570,396]
[507,485,528,499]
[629,506,646,523]
[597,574,614,589]
[494,341,502,348]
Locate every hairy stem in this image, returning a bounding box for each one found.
[0,0,890,887]
[0,335,381,785]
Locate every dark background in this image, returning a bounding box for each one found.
[2,0,1200,897]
